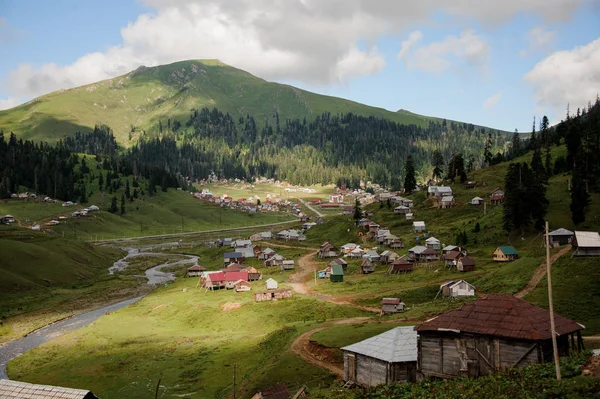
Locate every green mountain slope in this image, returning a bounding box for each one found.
[0,59,500,145]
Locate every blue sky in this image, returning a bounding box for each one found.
[1,0,599,132]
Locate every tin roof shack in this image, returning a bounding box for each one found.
[493,246,519,261]
[265,278,278,290]
[0,379,100,399]
[224,252,244,265]
[280,260,295,271]
[381,298,405,314]
[329,258,348,270]
[264,254,285,267]
[425,237,441,250]
[457,256,476,272]
[330,264,344,282]
[440,280,476,297]
[361,258,375,274]
[234,280,252,292]
[413,221,426,233]
[187,265,206,277]
[416,294,585,380]
[258,247,276,260]
[548,228,574,246]
[388,258,414,274]
[254,289,292,302]
[318,242,339,258]
[243,266,262,281]
[342,326,417,387]
[572,231,600,256]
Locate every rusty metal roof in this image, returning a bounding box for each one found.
[416,293,583,340]
[382,298,401,305]
[0,379,97,399]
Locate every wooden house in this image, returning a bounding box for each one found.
[265,278,278,290]
[342,205,354,215]
[425,237,441,250]
[572,231,600,256]
[329,258,348,270]
[433,186,453,199]
[416,294,585,379]
[408,245,427,257]
[547,228,574,246]
[234,280,252,292]
[254,289,292,302]
[0,379,100,399]
[405,212,414,220]
[224,272,249,289]
[318,242,339,258]
[251,384,290,399]
[186,265,206,277]
[394,205,410,214]
[364,250,380,263]
[442,245,465,255]
[223,263,245,273]
[457,256,475,272]
[361,258,375,274]
[418,248,440,262]
[440,280,475,297]
[440,195,455,209]
[413,221,426,233]
[330,264,344,283]
[443,251,461,267]
[342,326,417,387]
[390,238,405,249]
[380,250,399,264]
[341,243,358,254]
[464,181,477,189]
[350,247,364,258]
[264,254,285,267]
[224,252,244,265]
[389,258,414,274]
[381,298,405,314]
[493,246,518,262]
[490,187,505,205]
[280,260,295,271]
[243,266,262,281]
[258,247,276,260]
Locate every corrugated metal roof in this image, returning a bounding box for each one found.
[0,379,96,399]
[331,264,344,275]
[549,228,574,236]
[416,294,583,340]
[413,221,425,227]
[409,246,427,254]
[574,231,600,247]
[341,326,417,363]
[441,195,454,202]
[497,245,518,255]
[425,237,440,244]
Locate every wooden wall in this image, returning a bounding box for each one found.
[343,352,416,387]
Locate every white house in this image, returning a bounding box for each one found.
[470,197,484,205]
[425,237,441,250]
[413,221,426,233]
[440,280,476,297]
[266,278,278,290]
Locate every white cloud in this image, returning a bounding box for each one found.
[524,37,600,115]
[0,96,22,110]
[1,0,589,100]
[520,26,557,56]
[483,91,503,109]
[402,30,489,73]
[397,31,423,60]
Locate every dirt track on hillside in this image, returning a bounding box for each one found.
[515,246,571,298]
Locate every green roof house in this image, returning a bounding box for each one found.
[493,245,519,262]
[330,264,344,283]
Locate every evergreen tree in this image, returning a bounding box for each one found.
[529,117,538,150]
[0,177,9,199]
[109,196,118,213]
[432,150,444,181]
[125,180,131,199]
[447,153,467,183]
[98,172,104,192]
[403,156,417,193]
[571,169,589,225]
[353,198,362,222]
[511,129,521,158]
[541,116,552,175]
[120,194,125,215]
[503,163,522,233]
[79,182,87,204]
[484,134,493,167]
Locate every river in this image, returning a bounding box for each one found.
[0,244,199,379]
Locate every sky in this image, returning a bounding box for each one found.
[0,0,599,132]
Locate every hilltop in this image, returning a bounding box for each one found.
[0,59,507,145]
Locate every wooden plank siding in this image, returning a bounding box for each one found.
[344,352,416,387]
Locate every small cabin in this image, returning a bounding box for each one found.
[234,280,252,292]
[330,264,344,283]
[405,212,414,220]
[394,205,410,214]
[425,237,441,250]
[265,278,278,290]
[361,258,375,274]
[280,260,295,271]
[243,266,262,281]
[380,250,399,264]
[342,327,417,387]
[264,254,285,267]
[258,248,276,260]
[548,228,574,246]
[493,246,518,262]
[364,250,380,263]
[413,221,426,233]
[389,259,414,274]
[440,195,455,209]
[390,238,405,249]
[329,258,348,270]
[572,231,600,256]
[440,280,476,297]
[381,298,405,314]
[490,187,505,205]
[443,251,461,267]
[457,256,475,272]
[186,265,206,277]
[318,242,339,258]
[224,252,244,265]
[470,197,484,206]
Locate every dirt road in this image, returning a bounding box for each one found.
[298,198,325,218]
[515,245,571,298]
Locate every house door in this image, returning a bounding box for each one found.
[347,354,356,382]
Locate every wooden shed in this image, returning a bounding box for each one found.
[254,289,292,302]
[361,258,375,274]
[493,246,518,261]
[265,278,278,290]
[416,294,585,379]
[330,264,344,283]
[413,221,426,233]
[440,280,476,297]
[572,231,600,256]
[342,326,417,387]
[0,379,100,399]
[186,265,206,277]
[457,256,475,272]
[234,280,252,292]
[243,266,262,281]
[280,260,295,271]
[388,258,414,274]
[548,228,574,246]
[381,298,405,313]
[329,258,348,270]
[318,242,339,258]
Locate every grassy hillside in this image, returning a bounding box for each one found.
[0,59,504,145]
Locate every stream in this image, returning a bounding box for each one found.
[0,244,199,380]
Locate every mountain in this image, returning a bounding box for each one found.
[0,59,505,145]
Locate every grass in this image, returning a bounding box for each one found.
[7,276,370,399]
[311,322,415,350]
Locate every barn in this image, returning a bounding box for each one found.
[341,326,417,387]
[0,379,100,399]
[416,294,585,379]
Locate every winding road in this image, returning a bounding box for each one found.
[515,245,571,298]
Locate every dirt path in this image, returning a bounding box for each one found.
[291,318,370,377]
[298,198,325,218]
[515,246,571,298]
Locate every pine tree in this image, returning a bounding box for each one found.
[79,182,87,204]
[98,172,104,192]
[403,156,417,193]
[432,150,444,181]
[541,116,552,175]
[109,196,118,213]
[353,198,362,222]
[484,134,493,167]
[511,129,521,158]
[0,177,9,199]
[503,163,521,233]
[447,154,467,183]
[120,194,125,215]
[125,180,131,199]
[529,117,538,150]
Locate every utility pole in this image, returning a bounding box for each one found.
[233,363,237,399]
[314,266,317,286]
[546,221,561,380]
